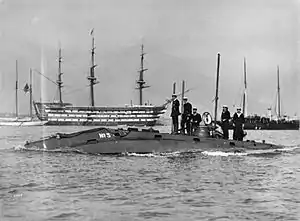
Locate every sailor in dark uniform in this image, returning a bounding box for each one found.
[221,105,231,139]
[170,94,180,134]
[232,107,245,141]
[191,107,202,135]
[181,97,192,135]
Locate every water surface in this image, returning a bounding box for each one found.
[0,126,299,220]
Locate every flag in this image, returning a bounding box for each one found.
[90,28,94,36]
[23,83,29,93]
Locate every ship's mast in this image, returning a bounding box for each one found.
[15,60,19,118]
[29,68,33,119]
[214,53,221,128]
[136,44,149,105]
[57,47,63,104]
[181,80,185,114]
[171,82,176,134]
[172,82,176,95]
[277,65,281,118]
[242,57,247,116]
[87,29,97,107]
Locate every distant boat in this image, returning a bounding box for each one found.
[233,60,299,130]
[0,120,47,126]
[33,32,168,126]
[0,61,47,126]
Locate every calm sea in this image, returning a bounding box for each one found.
[0,126,299,221]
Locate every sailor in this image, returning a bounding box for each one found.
[170,94,180,134]
[191,107,202,134]
[232,107,245,141]
[181,97,192,135]
[221,105,231,139]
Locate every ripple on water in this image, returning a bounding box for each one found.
[0,127,300,220]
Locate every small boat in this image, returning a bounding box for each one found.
[0,120,48,126]
[23,125,280,154]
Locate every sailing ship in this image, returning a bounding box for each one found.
[0,61,47,126]
[235,60,299,130]
[33,33,168,126]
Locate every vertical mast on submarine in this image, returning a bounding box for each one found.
[15,60,19,118]
[181,80,185,114]
[57,46,63,104]
[29,68,33,119]
[172,82,176,95]
[88,28,98,107]
[136,44,149,106]
[171,82,176,133]
[242,57,247,116]
[214,53,221,128]
[277,65,281,118]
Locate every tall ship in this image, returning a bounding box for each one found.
[235,59,299,130]
[33,33,168,126]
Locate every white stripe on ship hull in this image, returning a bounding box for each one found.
[48,117,154,122]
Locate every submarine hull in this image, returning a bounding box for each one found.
[24,127,279,154]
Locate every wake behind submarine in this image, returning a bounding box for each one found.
[23,114,280,155]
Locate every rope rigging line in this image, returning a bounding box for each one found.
[32,69,58,86]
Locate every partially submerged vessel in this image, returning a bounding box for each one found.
[24,54,282,155]
[33,33,168,127]
[23,124,280,155]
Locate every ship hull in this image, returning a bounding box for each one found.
[0,120,48,126]
[33,102,166,127]
[0,116,48,126]
[24,126,280,154]
[44,120,158,127]
[243,122,299,130]
[217,120,299,130]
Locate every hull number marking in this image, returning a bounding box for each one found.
[98,133,112,139]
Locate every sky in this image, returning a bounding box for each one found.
[0,0,298,118]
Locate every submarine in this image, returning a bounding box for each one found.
[23,53,282,155]
[23,119,280,155]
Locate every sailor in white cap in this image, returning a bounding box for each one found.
[221,104,231,139]
[181,96,192,135]
[170,94,180,134]
[232,106,245,141]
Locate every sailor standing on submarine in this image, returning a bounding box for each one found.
[181,97,192,135]
[221,105,231,139]
[232,106,245,141]
[170,94,180,134]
